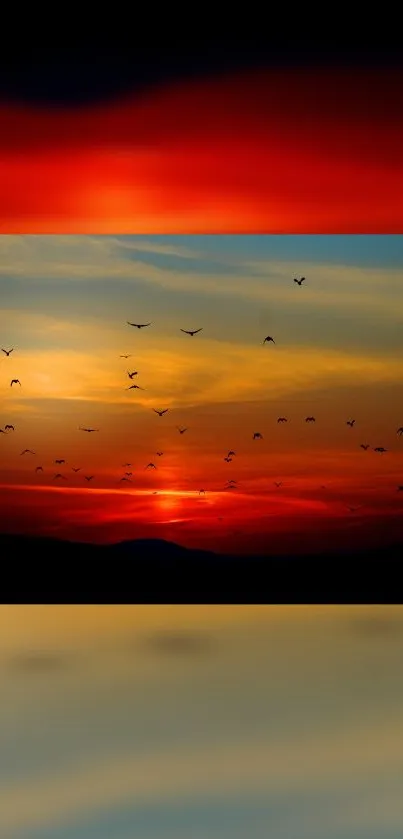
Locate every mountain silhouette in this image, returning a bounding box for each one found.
[0,533,401,603]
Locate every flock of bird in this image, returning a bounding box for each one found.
[2,275,403,505]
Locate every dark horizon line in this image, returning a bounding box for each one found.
[1,531,402,605]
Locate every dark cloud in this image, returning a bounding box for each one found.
[348,614,403,639]
[7,649,75,674]
[139,630,215,657]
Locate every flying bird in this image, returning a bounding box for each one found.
[224,456,232,462]
[253,432,263,439]
[156,451,164,456]
[177,426,187,434]
[125,472,132,477]
[55,459,65,465]
[153,409,168,416]
[53,473,66,480]
[119,476,132,483]
[277,417,288,423]
[274,481,282,487]
[263,336,275,344]
[122,463,132,468]
[35,466,43,472]
[20,449,35,455]
[1,348,13,356]
[180,328,203,336]
[293,277,306,285]
[10,379,21,386]
[84,475,94,482]
[127,322,151,329]
[127,384,145,390]
[397,427,403,436]
[346,419,356,427]
[374,447,387,453]
[305,416,316,423]
[72,467,81,472]
[119,354,132,359]
[227,450,236,457]
[4,424,14,431]
[127,371,138,379]
[360,444,370,450]
[79,427,99,433]
[145,462,157,469]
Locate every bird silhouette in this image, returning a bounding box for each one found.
[153,409,168,416]
[4,424,14,431]
[277,417,288,423]
[55,459,65,465]
[397,427,403,436]
[346,419,356,427]
[72,467,81,472]
[374,447,387,453]
[224,456,232,462]
[305,416,316,423]
[145,462,157,469]
[125,471,132,477]
[122,463,132,468]
[35,466,43,472]
[177,426,187,434]
[10,379,21,387]
[253,432,263,439]
[119,354,132,359]
[274,481,282,487]
[53,473,66,480]
[227,450,236,457]
[84,475,94,482]
[127,322,151,329]
[20,449,35,455]
[127,371,138,379]
[119,476,132,483]
[127,384,145,390]
[79,427,99,433]
[1,348,13,356]
[180,328,203,336]
[293,277,306,285]
[263,336,275,344]
[156,451,164,456]
[360,444,370,450]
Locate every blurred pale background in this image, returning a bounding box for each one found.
[1,605,403,838]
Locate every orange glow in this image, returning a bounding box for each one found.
[0,68,402,232]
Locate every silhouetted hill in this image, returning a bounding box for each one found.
[0,533,401,603]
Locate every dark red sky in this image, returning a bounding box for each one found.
[1,67,402,232]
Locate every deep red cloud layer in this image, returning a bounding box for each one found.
[1,67,402,232]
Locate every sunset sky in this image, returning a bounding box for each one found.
[1,67,402,233]
[1,604,403,838]
[1,234,403,553]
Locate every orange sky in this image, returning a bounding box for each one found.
[1,67,403,233]
[1,234,403,553]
